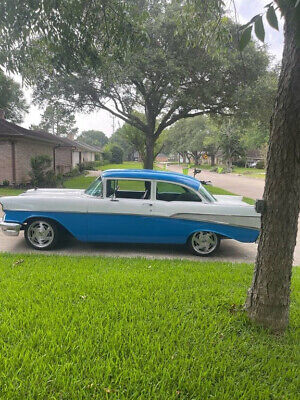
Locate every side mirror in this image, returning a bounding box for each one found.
[255,199,265,214]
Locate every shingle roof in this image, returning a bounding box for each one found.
[0,119,101,152]
[0,119,71,146]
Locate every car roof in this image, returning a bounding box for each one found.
[102,169,201,191]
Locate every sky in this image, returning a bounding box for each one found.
[19,0,284,137]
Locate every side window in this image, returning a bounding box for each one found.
[156,182,201,202]
[106,180,151,200]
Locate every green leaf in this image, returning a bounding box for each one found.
[239,26,252,51]
[266,6,279,30]
[239,15,259,31]
[254,16,265,42]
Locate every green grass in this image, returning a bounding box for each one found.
[204,185,255,205]
[97,161,163,171]
[0,188,24,197]
[63,175,95,189]
[98,161,144,170]
[0,254,299,400]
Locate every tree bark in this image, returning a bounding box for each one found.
[144,134,155,169]
[245,8,300,332]
[211,154,215,166]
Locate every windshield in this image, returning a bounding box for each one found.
[198,184,215,203]
[85,177,103,197]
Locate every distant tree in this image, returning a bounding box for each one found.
[217,120,244,169]
[167,116,219,165]
[0,70,27,122]
[117,120,165,166]
[110,127,136,161]
[103,143,124,164]
[77,130,108,148]
[35,104,78,137]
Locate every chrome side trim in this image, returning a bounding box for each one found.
[170,213,261,230]
[0,218,22,236]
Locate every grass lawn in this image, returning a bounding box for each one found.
[0,254,299,399]
[98,161,144,170]
[204,185,255,205]
[97,161,163,171]
[0,188,24,197]
[63,175,95,189]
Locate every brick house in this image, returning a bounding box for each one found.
[0,117,101,185]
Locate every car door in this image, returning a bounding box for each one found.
[148,181,205,244]
[86,178,154,242]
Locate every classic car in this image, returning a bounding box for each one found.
[0,169,261,256]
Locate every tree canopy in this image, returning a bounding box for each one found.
[0,0,272,168]
[31,104,78,137]
[0,70,27,122]
[77,130,108,148]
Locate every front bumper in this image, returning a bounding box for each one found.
[0,218,22,236]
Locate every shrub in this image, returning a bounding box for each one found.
[63,167,81,178]
[233,158,247,167]
[2,179,9,187]
[102,148,112,164]
[29,155,61,187]
[256,160,265,169]
[103,143,124,164]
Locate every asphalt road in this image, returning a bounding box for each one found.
[0,167,299,265]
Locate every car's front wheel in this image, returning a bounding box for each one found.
[187,231,220,256]
[25,219,59,250]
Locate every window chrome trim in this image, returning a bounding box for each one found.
[153,180,206,203]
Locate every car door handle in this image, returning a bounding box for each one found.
[143,203,153,206]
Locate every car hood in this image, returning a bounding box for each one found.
[20,188,85,197]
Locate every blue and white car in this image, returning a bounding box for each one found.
[0,169,260,256]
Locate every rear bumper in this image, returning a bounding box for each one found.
[0,218,22,236]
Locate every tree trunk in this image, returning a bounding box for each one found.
[144,134,155,169]
[211,154,215,166]
[245,9,300,332]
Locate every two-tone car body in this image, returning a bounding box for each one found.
[0,169,261,255]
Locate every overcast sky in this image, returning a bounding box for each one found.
[20,0,284,137]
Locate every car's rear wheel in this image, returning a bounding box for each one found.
[188,231,220,256]
[25,219,59,250]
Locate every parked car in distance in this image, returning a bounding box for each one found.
[0,169,261,256]
[248,161,258,168]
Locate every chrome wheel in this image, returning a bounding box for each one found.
[27,220,55,249]
[190,231,219,256]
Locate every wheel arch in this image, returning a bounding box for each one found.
[24,216,73,237]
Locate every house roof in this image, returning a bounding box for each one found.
[0,119,102,153]
[102,169,201,191]
[0,119,72,146]
[74,141,102,153]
